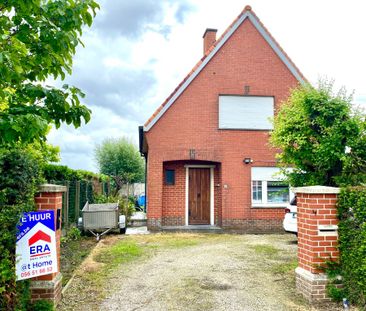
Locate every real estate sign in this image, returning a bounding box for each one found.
[16,210,58,281]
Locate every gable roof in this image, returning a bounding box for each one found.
[144,5,306,132]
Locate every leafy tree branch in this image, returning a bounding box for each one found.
[0,0,99,145]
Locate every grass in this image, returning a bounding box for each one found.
[95,239,143,265]
[271,260,298,275]
[250,244,279,256]
[81,237,146,288]
[166,277,214,310]
[130,232,214,250]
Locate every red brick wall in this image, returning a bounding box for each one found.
[162,161,186,226]
[146,17,300,228]
[297,193,339,274]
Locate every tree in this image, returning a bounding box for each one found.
[0,2,99,308]
[95,137,145,192]
[270,80,366,187]
[0,0,99,146]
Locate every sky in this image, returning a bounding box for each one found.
[47,0,366,172]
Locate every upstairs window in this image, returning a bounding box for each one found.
[219,95,274,130]
[251,167,291,207]
[165,169,175,185]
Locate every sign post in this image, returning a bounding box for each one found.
[16,210,58,281]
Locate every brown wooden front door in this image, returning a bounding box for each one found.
[188,168,210,225]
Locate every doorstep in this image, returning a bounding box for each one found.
[161,225,223,233]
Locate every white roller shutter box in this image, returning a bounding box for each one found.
[219,95,274,130]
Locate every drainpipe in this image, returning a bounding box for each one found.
[144,153,147,213]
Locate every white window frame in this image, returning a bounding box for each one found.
[251,167,293,208]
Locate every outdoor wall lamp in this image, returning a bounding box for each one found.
[243,157,252,164]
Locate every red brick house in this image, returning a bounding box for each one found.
[139,6,306,231]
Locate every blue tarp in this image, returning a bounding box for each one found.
[137,195,145,207]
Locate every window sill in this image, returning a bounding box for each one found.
[251,204,287,209]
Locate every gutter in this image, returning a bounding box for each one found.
[138,126,148,213]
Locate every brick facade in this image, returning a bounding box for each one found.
[32,184,66,306]
[293,186,340,303]
[160,161,222,227]
[142,6,305,231]
[222,218,283,233]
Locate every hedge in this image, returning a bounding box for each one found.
[337,186,366,307]
[43,164,109,182]
[0,148,43,310]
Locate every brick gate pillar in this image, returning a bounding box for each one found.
[31,184,66,306]
[292,186,340,303]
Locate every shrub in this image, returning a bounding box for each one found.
[336,187,366,307]
[271,80,366,187]
[0,148,43,310]
[29,299,54,311]
[61,227,82,245]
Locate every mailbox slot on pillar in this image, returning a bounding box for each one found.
[318,225,338,236]
[56,208,61,230]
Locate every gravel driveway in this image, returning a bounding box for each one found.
[59,233,344,311]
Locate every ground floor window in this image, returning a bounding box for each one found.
[252,181,262,203]
[251,167,291,207]
[164,169,175,185]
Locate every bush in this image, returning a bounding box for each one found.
[0,148,43,310]
[29,299,54,311]
[336,187,366,307]
[270,80,366,187]
[61,227,81,244]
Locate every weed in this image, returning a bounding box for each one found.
[271,260,298,275]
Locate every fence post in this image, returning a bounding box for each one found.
[74,181,80,224]
[293,186,340,303]
[64,181,70,229]
[85,181,88,202]
[31,184,66,306]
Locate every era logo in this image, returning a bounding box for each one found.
[30,244,51,256]
[28,230,52,257]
